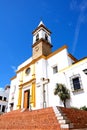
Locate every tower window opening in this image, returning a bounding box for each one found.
[36,34,39,41]
[45,34,48,41]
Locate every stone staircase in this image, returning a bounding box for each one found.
[59,107,87,129]
[53,106,73,129]
[0,107,61,130]
[0,106,87,130]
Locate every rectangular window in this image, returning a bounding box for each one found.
[72,77,81,90]
[70,74,82,91]
[53,66,58,74]
[0,96,2,100]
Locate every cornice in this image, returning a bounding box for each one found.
[19,78,36,87]
[32,24,51,34]
[68,53,78,62]
[32,38,53,48]
[47,45,68,59]
[15,45,68,74]
[59,57,87,73]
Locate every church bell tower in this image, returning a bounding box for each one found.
[32,21,53,59]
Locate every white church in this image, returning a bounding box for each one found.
[7,21,87,112]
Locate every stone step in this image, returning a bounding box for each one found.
[58,119,70,124]
[57,115,67,120]
[61,123,73,129]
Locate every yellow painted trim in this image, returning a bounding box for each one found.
[46,45,67,59]
[16,56,46,73]
[17,64,36,109]
[59,57,87,73]
[17,86,22,109]
[16,61,34,73]
[19,78,36,87]
[31,64,35,79]
[11,45,76,81]
[19,71,23,85]
[30,82,36,107]
[32,55,47,62]
[16,45,67,74]
[68,53,78,62]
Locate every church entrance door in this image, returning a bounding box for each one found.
[23,90,30,109]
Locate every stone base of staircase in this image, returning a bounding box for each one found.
[53,106,73,129]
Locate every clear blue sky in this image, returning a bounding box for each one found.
[0,0,87,88]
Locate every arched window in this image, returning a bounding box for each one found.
[25,67,31,75]
[36,34,39,41]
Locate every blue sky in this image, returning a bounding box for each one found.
[0,0,87,88]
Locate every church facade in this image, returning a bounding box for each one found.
[7,21,87,112]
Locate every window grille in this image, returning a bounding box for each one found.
[70,74,82,91]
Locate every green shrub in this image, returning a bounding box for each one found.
[80,106,87,111]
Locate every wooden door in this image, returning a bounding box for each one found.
[24,90,30,109]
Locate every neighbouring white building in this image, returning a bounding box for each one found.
[8,21,87,112]
[0,85,10,114]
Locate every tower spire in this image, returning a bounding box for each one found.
[38,20,44,27]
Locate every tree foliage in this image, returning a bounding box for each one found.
[80,106,87,111]
[54,83,70,107]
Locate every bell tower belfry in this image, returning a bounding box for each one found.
[32,21,53,59]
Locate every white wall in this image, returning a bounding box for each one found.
[8,44,87,111]
[47,58,87,108]
[0,88,10,113]
[7,78,19,112]
[35,58,48,109]
[35,48,87,109]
